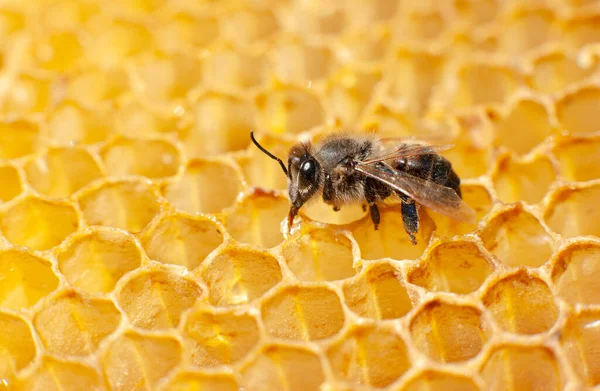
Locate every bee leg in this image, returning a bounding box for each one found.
[364,179,380,230]
[362,204,367,212]
[399,194,418,245]
[369,203,380,230]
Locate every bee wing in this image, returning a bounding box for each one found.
[363,143,454,165]
[354,163,477,223]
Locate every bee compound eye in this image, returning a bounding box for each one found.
[300,160,316,178]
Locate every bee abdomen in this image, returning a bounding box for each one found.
[393,154,462,198]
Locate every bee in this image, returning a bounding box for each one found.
[249,131,476,244]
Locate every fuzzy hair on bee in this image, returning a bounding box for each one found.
[250,131,475,245]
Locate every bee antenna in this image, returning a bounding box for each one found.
[250,131,289,177]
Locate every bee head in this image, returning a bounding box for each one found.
[249,132,321,228]
[287,143,322,210]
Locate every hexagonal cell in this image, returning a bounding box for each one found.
[2,73,52,115]
[360,104,422,139]
[272,40,337,85]
[154,12,219,51]
[480,344,561,391]
[327,325,411,388]
[408,241,494,294]
[163,371,238,391]
[452,0,498,25]
[453,64,520,108]
[499,8,557,54]
[114,99,190,139]
[429,183,493,237]
[351,204,435,261]
[56,228,142,294]
[340,28,392,64]
[39,0,100,30]
[0,197,79,251]
[482,271,558,335]
[287,6,346,36]
[163,159,242,215]
[261,286,345,341]
[479,205,554,267]
[0,312,36,375]
[240,344,325,391]
[25,147,103,198]
[556,86,600,135]
[544,183,600,238]
[141,213,223,270]
[132,52,202,102]
[47,101,114,145]
[201,47,268,92]
[77,179,160,233]
[85,19,153,68]
[32,31,83,71]
[396,10,446,42]
[182,308,260,368]
[65,67,129,106]
[238,132,294,191]
[553,136,600,182]
[37,1,97,30]
[352,0,399,24]
[464,30,499,54]
[0,119,40,159]
[101,331,181,391]
[100,137,180,179]
[564,14,600,49]
[400,370,479,391]
[492,153,556,204]
[0,165,22,203]
[224,191,288,248]
[551,241,600,305]
[283,228,355,282]
[0,249,59,310]
[17,356,104,391]
[255,85,324,134]
[489,99,553,155]
[185,92,255,156]
[562,309,600,386]
[440,116,494,179]
[343,263,413,320]
[300,197,368,227]
[528,51,598,94]
[201,247,281,307]
[117,269,204,330]
[33,291,121,357]
[327,67,382,125]
[222,7,279,46]
[387,48,444,115]
[409,300,488,363]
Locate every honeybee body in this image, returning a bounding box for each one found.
[250,132,474,245]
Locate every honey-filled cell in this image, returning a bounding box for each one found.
[343,263,413,320]
[480,344,562,391]
[201,246,282,307]
[283,228,355,282]
[545,183,600,238]
[409,300,489,363]
[482,271,559,335]
[408,240,494,295]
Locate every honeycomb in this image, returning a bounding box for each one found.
[0,0,600,390]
